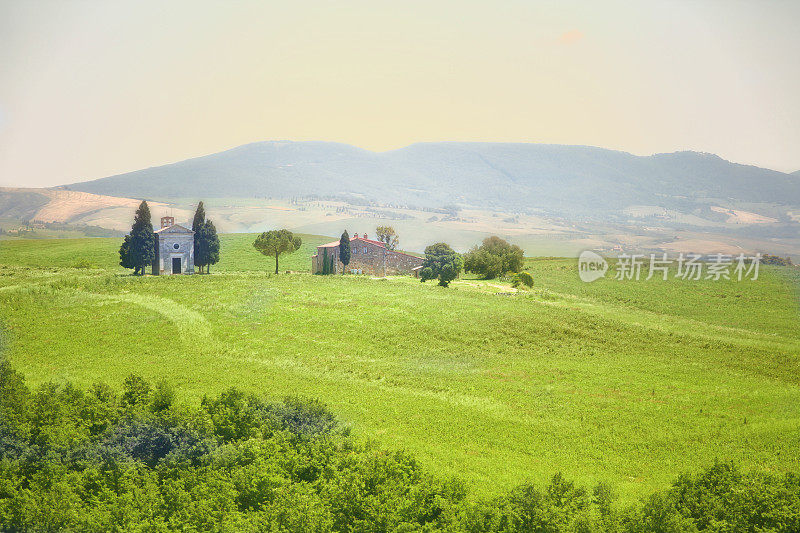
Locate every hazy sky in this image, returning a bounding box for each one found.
[1,0,799,188]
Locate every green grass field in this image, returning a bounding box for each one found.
[1,234,799,501]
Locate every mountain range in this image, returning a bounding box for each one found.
[63,142,800,214]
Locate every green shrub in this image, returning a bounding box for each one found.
[512,271,534,288]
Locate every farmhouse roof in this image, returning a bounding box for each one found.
[318,235,387,248]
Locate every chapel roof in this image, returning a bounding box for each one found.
[154,224,194,234]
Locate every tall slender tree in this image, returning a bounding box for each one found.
[195,226,207,273]
[339,230,351,273]
[321,248,330,275]
[207,220,221,273]
[118,234,135,270]
[196,220,220,274]
[192,202,205,273]
[191,201,205,233]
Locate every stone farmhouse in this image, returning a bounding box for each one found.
[152,216,194,275]
[312,233,423,276]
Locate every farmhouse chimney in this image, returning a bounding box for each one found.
[161,216,174,229]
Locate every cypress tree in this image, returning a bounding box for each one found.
[202,220,220,274]
[192,202,206,273]
[339,231,351,274]
[119,234,135,270]
[322,248,330,275]
[129,201,155,275]
[195,226,208,273]
[192,201,205,233]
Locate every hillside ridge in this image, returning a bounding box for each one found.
[62,141,800,213]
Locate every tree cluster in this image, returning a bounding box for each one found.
[2,361,799,531]
[463,236,524,279]
[762,254,793,266]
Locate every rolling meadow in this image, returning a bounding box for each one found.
[0,234,799,502]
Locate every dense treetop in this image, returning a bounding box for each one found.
[420,242,463,287]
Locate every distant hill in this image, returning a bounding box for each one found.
[0,189,50,219]
[0,188,174,234]
[63,141,800,213]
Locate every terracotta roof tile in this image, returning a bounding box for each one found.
[318,236,387,249]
